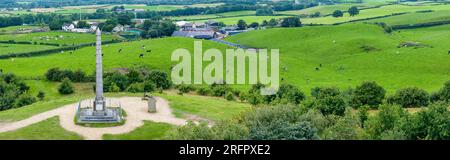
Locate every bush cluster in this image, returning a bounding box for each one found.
[0,73,36,111]
[45,68,91,82]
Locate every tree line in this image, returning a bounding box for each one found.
[168,80,450,140]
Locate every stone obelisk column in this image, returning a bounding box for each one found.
[94,29,105,111]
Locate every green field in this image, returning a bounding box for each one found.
[365,10,450,25]
[0,37,227,77]
[0,25,44,33]
[0,43,58,55]
[156,92,250,121]
[170,10,256,21]
[0,117,83,140]
[225,23,450,94]
[193,15,289,25]
[0,31,119,46]
[280,3,366,16]
[302,4,450,24]
[102,121,175,140]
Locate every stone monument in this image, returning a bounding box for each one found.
[76,29,122,123]
[147,96,157,113]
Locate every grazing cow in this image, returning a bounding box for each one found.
[146,50,151,53]
[448,50,450,55]
[118,48,122,53]
[139,53,145,58]
[315,67,320,71]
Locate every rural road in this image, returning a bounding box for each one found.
[0,97,189,140]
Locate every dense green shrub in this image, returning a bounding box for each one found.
[127,83,145,93]
[0,73,33,111]
[37,91,45,101]
[143,81,156,92]
[169,120,249,140]
[210,83,232,97]
[350,81,386,109]
[242,105,320,140]
[430,80,450,103]
[246,83,305,105]
[280,17,302,28]
[224,91,235,101]
[348,6,359,16]
[177,84,195,94]
[322,109,362,140]
[388,87,429,108]
[126,69,143,84]
[196,87,210,96]
[306,87,346,116]
[108,82,121,92]
[332,10,344,17]
[146,70,172,89]
[364,104,408,140]
[14,93,37,108]
[45,68,89,82]
[404,102,450,140]
[58,78,74,95]
[104,72,129,91]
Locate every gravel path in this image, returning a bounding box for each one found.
[0,97,188,140]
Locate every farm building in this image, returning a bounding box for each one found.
[172,29,217,39]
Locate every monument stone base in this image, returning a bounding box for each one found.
[76,107,122,123]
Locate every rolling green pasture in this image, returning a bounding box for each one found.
[0,25,42,33]
[0,117,83,140]
[170,14,222,21]
[0,43,58,55]
[193,15,289,25]
[301,4,450,24]
[365,10,450,25]
[280,3,365,16]
[123,4,182,11]
[225,23,450,94]
[0,37,227,77]
[169,10,256,21]
[0,31,119,45]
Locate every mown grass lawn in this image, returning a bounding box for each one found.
[102,121,175,140]
[0,117,83,140]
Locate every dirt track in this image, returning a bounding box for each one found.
[0,97,188,140]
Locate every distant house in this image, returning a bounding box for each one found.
[62,23,75,31]
[113,25,126,33]
[176,21,214,30]
[133,9,145,12]
[134,19,146,25]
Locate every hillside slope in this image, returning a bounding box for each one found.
[225,23,450,93]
